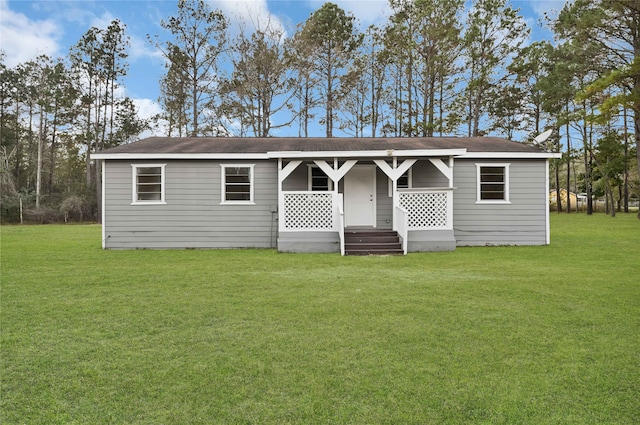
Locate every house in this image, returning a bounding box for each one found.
[549,189,588,212]
[91,137,561,254]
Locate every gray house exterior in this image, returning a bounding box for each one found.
[91,137,560,254]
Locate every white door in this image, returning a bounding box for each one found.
[344,165,376,227]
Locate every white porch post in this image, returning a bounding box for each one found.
[373,158,416,190]
[428,157,455,227]
[278,158,302,233]
[373,158,417,230]
[313,159,358,187]
[428,157,454,188]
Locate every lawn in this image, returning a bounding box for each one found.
[1,214,639,424]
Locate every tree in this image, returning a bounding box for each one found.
[555,0,640,218]
[159,46,189,137]
[222,25,295,137]
[553,0,640,218]
[298,2,361,137]
[594,129,626,216]
[153,0,227,137]
[286,28,319,138]
[461,0,529,136]
[360,25,391,137]
[387,0,463,136]
[71,19,142,221]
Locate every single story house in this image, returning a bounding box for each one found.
[91,137,561,254]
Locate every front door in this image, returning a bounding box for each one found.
[344,165,376,227]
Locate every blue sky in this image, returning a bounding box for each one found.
[1,0,565,135]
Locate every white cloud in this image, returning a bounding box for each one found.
[211,0,287,35]
[89,11,118,31]
[132,97,165,138]
[133,97,163,120]
[129,33,162,62]
[307,0,392,27]
[0,0,60,67]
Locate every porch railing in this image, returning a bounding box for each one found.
[394,205,408,255]
[337,194,345,255]
[280,189,452,235]
[397,188,454,230]
[280,191,340,232]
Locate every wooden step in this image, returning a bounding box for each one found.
[344,230,404,255]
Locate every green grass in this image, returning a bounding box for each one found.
[1,214,639,424]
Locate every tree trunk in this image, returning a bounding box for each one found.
[635,106,640,219]
[36,105,44,209]
[555,160,562,213]
[566,116,571,213]
[95,159,102,223]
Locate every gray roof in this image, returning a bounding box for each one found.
[96,136,546,155]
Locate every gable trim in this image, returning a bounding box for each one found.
[91,153,270,160]
[268,149,467,159]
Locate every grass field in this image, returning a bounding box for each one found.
[1,214,639,424]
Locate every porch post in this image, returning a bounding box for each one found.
[313,159,357,186]
[277,158,302,233]
[428,157,454,187]
[373,158,417,232]
[392,158,399,210]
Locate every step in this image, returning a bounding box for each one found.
[344,230,397,237]
[345,242,402,250]
[343,230,404,255]
[346,248,404,256]
[344,235,400,244]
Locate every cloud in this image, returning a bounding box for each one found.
[211,0,287,35]
[133,97,163,120]
[132,97,165,138]
[0,0,60,67]
[307,0,392,27]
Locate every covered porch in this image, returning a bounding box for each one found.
[270,148,466,255]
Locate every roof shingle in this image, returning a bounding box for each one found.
[96,136,546,155]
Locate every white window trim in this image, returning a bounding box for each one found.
[221,164,256,205]
[131,164,167,205]
[388,168,413,197]
[307,164,334,191]
[476,163,511,204]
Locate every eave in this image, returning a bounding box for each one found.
[91,149,469,161]
[459,152,562,159]
[91,148,560,161]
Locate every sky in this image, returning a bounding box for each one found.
[0,0,566,137]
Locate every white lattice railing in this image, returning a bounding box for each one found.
[397,188,453,230]
[280,191,340,232]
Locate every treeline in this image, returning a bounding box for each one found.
[1,0,639,223]
[0,20,147,223]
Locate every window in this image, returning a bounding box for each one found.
[397,170,410,189]
[388,169,412,197]
[308,166,333,191]
[221,165,254,204]
[132,164,166,204]
[477,163,510,203]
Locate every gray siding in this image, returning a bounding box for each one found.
[376,168,393,229]
[282,163,308,191]
[104,160,278,249]
[453,159,548,246]
[412,159,449,187]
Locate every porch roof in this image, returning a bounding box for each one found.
[92,136,558,160]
